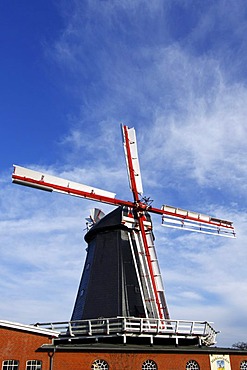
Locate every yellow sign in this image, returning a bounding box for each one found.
[210,354,231,370]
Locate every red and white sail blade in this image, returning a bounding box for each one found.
[12,165,118,205]
[122,125,143,200]
[122,126,167,319]
[160,205,236,238]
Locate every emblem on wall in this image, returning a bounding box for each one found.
[210,355,231,370]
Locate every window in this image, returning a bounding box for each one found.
[186,360,200,370]
[240,361,247,370]
[2,360,19,370]
[26,360,42,370]
[142,360,157,370]
[91,359,109,370]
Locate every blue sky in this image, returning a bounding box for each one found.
[1,0,247,347]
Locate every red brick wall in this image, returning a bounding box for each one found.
[230,355,247,369]
[0,327,52,370]
[39,350,247,370]
[52,351,212,370]
[1,326,247,370]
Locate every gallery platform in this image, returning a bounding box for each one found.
[34,316,218,347]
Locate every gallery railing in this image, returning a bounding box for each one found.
[34,316,217,346]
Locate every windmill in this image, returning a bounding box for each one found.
[12,125,235,344]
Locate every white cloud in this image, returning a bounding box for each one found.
[153,206,247,347]
[1,0,247,348]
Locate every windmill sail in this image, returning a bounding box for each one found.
[12,165,116,202]
[161,205,235,238]
[122,125,143,196]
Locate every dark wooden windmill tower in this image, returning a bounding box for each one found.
[12,125,235,346]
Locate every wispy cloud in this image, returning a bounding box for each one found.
[1,0,247,347]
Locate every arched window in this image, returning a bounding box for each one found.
[26,360,42,370]
[240,360,247,370]
[186,360,200,370]
[142,359,158,370]
[2,360,19,370]
[91,359,109,370]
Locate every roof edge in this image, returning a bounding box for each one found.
[0,320,59,337]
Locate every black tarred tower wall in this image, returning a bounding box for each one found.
[71,207,148,320]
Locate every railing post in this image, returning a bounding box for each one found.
[123,317,126,332]
[106,319,109,335]
[191,321,194,334]
[88,320,92,336]
[157,318,159,334]
[68,322,73,336]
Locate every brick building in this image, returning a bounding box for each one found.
[1,319,247,370]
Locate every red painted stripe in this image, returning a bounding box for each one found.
[12,174,134,208]
[149,206,234,231]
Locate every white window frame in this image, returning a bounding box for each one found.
[186,360,200,370]
[91,359,109,370]
[26,360,42,370]
[142,359,158,370]
[240,360,247,370]
[2,360,19,370]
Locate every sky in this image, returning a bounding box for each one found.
[0,0,247,348]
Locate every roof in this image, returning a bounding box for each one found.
[0,320,59,337]
[39,341,247,354]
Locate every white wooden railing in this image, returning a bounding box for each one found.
[34,317,217,346]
